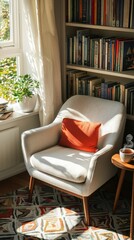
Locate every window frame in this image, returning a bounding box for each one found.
[0,0,22,74]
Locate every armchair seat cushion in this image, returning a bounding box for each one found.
[30,145,94,183]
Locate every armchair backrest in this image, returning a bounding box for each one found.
[55,95,126,150]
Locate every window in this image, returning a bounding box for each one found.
[0,0,21,101]
[0,0,12,43]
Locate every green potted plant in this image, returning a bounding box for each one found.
[0,74,39,112]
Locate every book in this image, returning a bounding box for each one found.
[129,89,134,114]
[94,83,102,97]
[73,70,87,94]
[101,0,104,25]
[79,0,83,22]
[76,29,90,65]
[123,0,130,28]
[130,0,134,28]
[82,0,89,23]
[73,36,77,64]
[82,35,88,65]
[73,0,79,22]
[66,69,79,97]
[0,105,13,114]
[66,36,70,64]
[119,0,124,27]
[125,87,134,114]
[75,74,92,95]
[68,0,73,22]
[115,0,120,27]
[0,112,12,120]
[114,83,120,101]
[90,77,103,96]
[97,0,101,25]
[109,38,116,71]
[120,80,134,104]
[121,40,134,71]
[94,39,99,68]
[111,0,116,27]
[110,82,119,100]
[69,37,73,64]
[103,0,107,26]
[101,81,117,99]
[90,37,99,68]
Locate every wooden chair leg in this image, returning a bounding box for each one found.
[83,196,90,225]
[28,176,35,201]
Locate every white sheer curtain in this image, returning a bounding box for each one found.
[22,0,62,125]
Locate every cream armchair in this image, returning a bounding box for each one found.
[21,95,126,225]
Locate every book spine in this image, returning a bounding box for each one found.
[123,0,130,28]
[99,38,103,69]
[87,36,90,66]
[73,0,77,22]
[65,0,68,22]
[105,40,108,70]
[68,0,73,22]
[90,39,95,67]
[97,0,101,25]
[103,0,107,26]
[77,31,82,65]
[94,40,99,68]
[91,0,95,24]
[130,0,134,28]
[79,0,83,22]
[82,0,88,23]
[102,38,106,69]
[101,0,104,25]
[66,36,70,64]
[107,40,111,70]
[84,37,88,65]
[119,0,124,27]
[116,0,120,27]
[72,36,77,64]
[106,0,109,26]
[94,0,97,25]
[101,82,106,99]
[109,40,113,71]
[69,37,73,64]
[112,0,116,27]
[109,0,113,26]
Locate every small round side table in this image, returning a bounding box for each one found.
[111,154,134,240]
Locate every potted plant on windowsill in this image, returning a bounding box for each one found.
[0,74,39,113]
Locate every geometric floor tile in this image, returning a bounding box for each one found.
[0,176,132,239]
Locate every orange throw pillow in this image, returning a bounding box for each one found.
[59,118,101,152]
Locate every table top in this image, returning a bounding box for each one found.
[111,154,134,172]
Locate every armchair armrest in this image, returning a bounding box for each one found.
[84,144,117,195]
[21,121,61,162]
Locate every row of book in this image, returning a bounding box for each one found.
[66,31,134,72]
[67,0,134,28]
[66,69,134,115]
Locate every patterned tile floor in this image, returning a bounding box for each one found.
[0,175,132,240]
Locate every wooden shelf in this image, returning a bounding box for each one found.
[66,65,134,80]
[66,23,134,33]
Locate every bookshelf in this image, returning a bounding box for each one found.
[59,0,134,121]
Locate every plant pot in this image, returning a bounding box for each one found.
[17,95,37,113]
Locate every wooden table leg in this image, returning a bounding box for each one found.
[113,169,126,213]
[130,172,134,240]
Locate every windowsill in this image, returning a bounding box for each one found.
[0,107,39,126]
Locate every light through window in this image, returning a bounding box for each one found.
[0,0,21,102]
[0,0,12,43]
